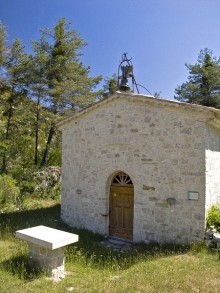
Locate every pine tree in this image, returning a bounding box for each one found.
[174,49,220,108]
[0,21,7,65]
[26,36,51,165]
[0,39,29,172]
[31,18,103,167]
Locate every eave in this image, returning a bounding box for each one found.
[57,92,220,130]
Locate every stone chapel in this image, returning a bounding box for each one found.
[57,92,220,244]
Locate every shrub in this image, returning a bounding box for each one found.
[33,166,61,200]
[16,166,61,200]
[0,174,21,212]
[206,205,220,231]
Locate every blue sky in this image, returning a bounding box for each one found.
[0,0,219,99]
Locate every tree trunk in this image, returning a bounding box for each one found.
[34,97,40,165]
[2,102,13,173]
[40,122,55,168]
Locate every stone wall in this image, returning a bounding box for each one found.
[60,95,218,244]
[205,123,220,214]
[28,242,64,276]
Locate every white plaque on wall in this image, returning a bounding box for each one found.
[188,191,199,200]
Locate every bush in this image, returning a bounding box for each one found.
[33,166,61,200]
[15,166,39,195]
[15,166,61,200]
[206,205,220,231]
[0,174,21,212]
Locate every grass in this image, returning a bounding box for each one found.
[1,201,220,292]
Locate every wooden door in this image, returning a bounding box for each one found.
[109,186,134,241]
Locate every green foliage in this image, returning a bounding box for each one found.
[174,48,220,108]
[0,174,20,212]
[0,18,105,209]
[33,183,61,201]
[103,73,118,96]
[206,205,220,230]
[36,18,103,112]
[0,38,30,173]
[30,18,103,167]
[0,18,103,177]
[20,166,61,200]
[27,166,61,200]
[45,148,62,166]
[0,21,8,66]
[153,91,162,98]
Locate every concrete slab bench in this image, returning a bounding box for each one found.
[16,225,78,278]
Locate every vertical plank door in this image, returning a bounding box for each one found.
[109,186,134,241]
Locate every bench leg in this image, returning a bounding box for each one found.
[28,242,65,277]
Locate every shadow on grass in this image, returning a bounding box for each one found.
[0,204,203,277]
[64,238,191,271]
[62,223,192,271]
[2,255,43,281]
[0,204,62,280]
[0,204,61,239]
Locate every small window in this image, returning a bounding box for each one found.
[111,172,133,186]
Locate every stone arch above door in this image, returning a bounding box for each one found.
[111,171,133,187]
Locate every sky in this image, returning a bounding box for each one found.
[0,0,220,100]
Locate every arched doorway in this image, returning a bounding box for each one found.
[109,171,134,241]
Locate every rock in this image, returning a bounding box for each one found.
[204,230,220,250]
[33,166,61,196]
[205,239,213,247]
[110,276,119,281]
[109,239,131,245]
[213,233,220,242]
[205,228,216,237]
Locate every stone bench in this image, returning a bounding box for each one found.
[16,225,78,278]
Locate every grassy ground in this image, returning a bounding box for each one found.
[0,201,220,293]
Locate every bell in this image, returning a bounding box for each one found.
[119,77,130,92]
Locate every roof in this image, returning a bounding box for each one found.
[57,92,220,129]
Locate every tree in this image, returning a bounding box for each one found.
[103,74,118,97]
[0,21,7,65]
[0,38,29,173]
[174,49,220,108]
[25,36,51,165]
[31,18,103,167]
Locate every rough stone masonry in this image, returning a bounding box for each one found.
[57,92,220,245]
